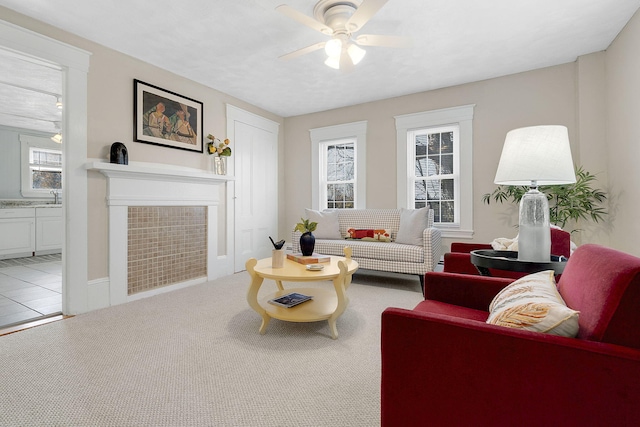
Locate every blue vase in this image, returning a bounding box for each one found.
[299,232,315,256]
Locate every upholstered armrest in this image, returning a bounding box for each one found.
[381,307,640,427]
[422,227,442,272]
[443,252,479,275]
[450,242,493,253]
[423,272,513,310]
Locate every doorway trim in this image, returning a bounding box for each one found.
[226,104,280,274]
[0,19,91,314]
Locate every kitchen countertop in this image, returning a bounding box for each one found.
[0,201,62,209]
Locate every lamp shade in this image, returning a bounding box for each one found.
[494,125,576,186]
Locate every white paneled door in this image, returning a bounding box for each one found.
[229,106,279,273]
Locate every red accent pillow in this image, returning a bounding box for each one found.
[346,228,392,242]
[350,229,375,239]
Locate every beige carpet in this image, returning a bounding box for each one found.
[0,269,422,426]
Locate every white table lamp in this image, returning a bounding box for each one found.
[494,125,576,262]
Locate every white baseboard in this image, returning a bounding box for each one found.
[124,276,207,303]
[87,277,110,311]
[85,256,235,312]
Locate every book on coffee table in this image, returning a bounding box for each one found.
[286,253,331,264]
[268,292,313,308]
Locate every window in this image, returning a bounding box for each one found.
[412,126,457,223]
[324,140,355,209]
[310,121,366,210]
[20,135,62,198]
[396,105,474,238]
[29,147,62,189]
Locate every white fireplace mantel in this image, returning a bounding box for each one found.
[86,160,231,306]
[87,160,233,204]
[86,160,234,182]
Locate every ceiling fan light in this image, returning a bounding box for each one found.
[347,43,366,65]
[324,38,343,57]
[324,55,340,70]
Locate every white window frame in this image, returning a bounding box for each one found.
[310,121,367,210]
[321,138,356,209]
[410,125,460,224]
[395,105,475,238]
[20,134,62,198]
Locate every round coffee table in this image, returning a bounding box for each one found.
[245,247,358,339]
[470,250,568,276]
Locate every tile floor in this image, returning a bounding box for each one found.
[0,254,62,329]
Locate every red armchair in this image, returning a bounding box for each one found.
[381,244,640,426]
[443,227,572,277]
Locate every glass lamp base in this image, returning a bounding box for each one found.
[518,188,550,262]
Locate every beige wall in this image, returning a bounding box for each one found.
[606,7,640,256]
[0,7,285,280]
[283,63,584,252]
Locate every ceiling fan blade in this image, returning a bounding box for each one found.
[346,0,389,32]
[279,41,326,61]
[355,34,412,48]
[276,4,333,35]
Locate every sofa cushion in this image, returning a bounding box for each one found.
[305,209,342,239]
[314,239,424,263]
[396,207,430,246]
[487,270,579,337]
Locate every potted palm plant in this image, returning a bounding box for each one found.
[482,166,607,233]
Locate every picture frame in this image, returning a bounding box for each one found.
[133,79,203,153]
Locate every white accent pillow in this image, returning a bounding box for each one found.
[395,207,429,246]
[304,209,342,239]
[487,270,579,337]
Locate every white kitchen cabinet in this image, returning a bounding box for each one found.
[0,208,36,258]
[36,207,63,254]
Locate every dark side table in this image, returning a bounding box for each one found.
[470,250,568,277]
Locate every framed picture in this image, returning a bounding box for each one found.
[133,79,203,153]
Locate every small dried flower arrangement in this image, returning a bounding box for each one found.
[206,134,231,156]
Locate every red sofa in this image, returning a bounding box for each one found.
[443,227,572,277]
[381,244,640,426]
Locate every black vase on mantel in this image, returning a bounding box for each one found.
[299,232,315,256]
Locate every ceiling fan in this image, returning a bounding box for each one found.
[277,0,411,71]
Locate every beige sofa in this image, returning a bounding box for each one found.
[292,208,442,290]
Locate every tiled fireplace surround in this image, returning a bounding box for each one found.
[92,161,231,306]
[127,206,207,295]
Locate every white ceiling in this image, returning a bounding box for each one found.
[1,0,639,120]
[0,49,62,133]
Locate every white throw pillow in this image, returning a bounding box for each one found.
[395,207,429,246]
[304,209,342,239]
[487,270,579,337]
